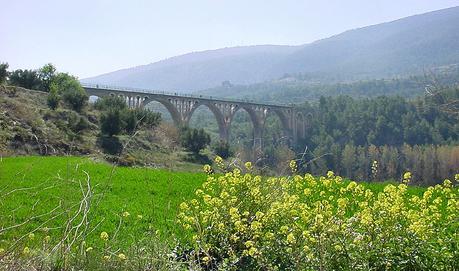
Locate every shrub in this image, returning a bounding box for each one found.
[134,108,161,129]
[98,135,123,155]
[178,160,459,270]
[0,62,8,84]
[100,109,124,136]
[180,127,211,154]
[94,96,127,111]
[213,140,233,159]
[8,69,41,90]
[53,73,87,112]
[47,86,60,110]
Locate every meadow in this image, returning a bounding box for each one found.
[1,156,457,270]
[0,156,207,252]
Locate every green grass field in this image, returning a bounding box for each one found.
[0,156,427,254]
[0,156,207,252]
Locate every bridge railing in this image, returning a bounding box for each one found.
[80,82,293,108]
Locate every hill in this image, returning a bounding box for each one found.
[0,85,201,171]
[82,6,459,93]
[197,64,459,103]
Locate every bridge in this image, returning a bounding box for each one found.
[82,84,306,145]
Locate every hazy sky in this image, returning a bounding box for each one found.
[1,0,458,78]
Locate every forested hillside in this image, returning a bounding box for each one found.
[198,65,459,103]
[295,91,459,185]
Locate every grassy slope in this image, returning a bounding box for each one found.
[0,156,207,251]
[0,85,205,171]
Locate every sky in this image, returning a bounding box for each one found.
[1,0,458,78]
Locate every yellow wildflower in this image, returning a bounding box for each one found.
[100,231,109,241]
[203,164,213,174]
[118,253,127,261]
[287,233,296,244]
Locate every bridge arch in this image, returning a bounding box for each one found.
[185,101,228,141]
[142,97,182,126]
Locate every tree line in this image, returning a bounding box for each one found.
[296,93,459,185]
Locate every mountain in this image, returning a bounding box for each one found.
[81,45,298,92]
[82,6,459,93]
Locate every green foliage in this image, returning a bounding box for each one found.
[52,73,87,112]
[134,108,161,129]
[37,63,56,92]
[96,97,161,137]
[213,140,233,159]
[46,85,60,110]
[0,156,207,265]
[180,127,211,154]
[124,108,162,134]
[8,69,42,90]
[0,62,8,84]
[94,96,127,111]
[179,161,457,270]
[98,135,123,155]
[100,109,124,136]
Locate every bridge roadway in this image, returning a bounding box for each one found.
[82,83,305,144]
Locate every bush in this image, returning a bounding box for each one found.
[53,73,87,112]
[8,69,41,90]
[47,87,60,110]
[213,140,233,159]
[134,108,161,129]
[180,127,211,154]
[100,109,124,136]
[94,96,127,111]
[0,62,8,84]
[98,135,123,155]
[178,160,459,270]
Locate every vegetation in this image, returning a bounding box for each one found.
[180,127,211,155]
[0,156,207,270]
[178,160,458,270]
[53,73,88,112]
[0,62,8,84]
[213,140,233,159]
[295,94,459,185]
[2,156,453,270]
[199,68,459,104]
[8,69,42,90]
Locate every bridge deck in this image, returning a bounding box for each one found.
[81,83,293,109]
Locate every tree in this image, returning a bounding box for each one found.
[53,73,88,112]
[100,109,124,136]
[180,127,211,154]
[132,108,161,130]
[8,69,41,89]
[341,143,356,179]
[94,96,127,111]
[38,63,56,92]
[0,62,8,84]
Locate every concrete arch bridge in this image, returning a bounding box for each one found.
[83,84,306,145]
